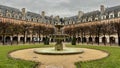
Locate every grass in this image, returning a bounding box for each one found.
[67,44,120,68]
[0,43,120,68]
[0,43,52,68]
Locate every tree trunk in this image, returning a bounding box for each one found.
[17,34,19,45]
[118,33,120,46]
[23,31,26,44]
[81,32,83,44]
[108,34,111,46]
[97,29,100,45]
[2,34,5,45]
[38,31,41,43]
[103,34,106,46]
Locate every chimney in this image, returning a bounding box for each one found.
[78,11,84,19]
[21,8,26,20]
[50,15,53,18]
[100,5,105,14]
[21,8,26,14]
[41,11,45,17]
[57,15,59,19]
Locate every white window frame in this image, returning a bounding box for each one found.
[109,12,114,18]
[118,12,120,17]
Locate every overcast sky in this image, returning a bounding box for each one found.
[0,0,120,17]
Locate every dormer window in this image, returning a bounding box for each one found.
[109,12,114,18]
[88,17,92,22]
[6,10,9,13]
[31,18,34,21]
[7,13,11,18]
[0,9,2,12]
[95,17,98,21]
[14,14,19,19]
[83,18,86,22]
[101,15,106,20]
[73,21,75,24]
[118,12,120,17]
[110,15,113,18]
[0,13,3,17]
[0,9,3,17]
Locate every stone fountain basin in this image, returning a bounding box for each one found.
[34,48,84,55]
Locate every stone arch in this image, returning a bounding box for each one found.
[5,36,11,43]
[82,37,86,43]
[27,37,30,42]
[13,36,18,42]
[42,37,45,42]
[20,37,24,42]
[39,37,41,41]
[95,37,99,43]
[110,37,115,44]
[0,36,2,43]
[51,38,54,42]
[102,37,107,44]
[78,37,81,43]
[89,37,93,42]
[6,11,12,18]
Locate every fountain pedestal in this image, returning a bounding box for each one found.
[34,24,84,55]
[53,24,65,51]
[55,39,63,51]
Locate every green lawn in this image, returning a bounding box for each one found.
[67,44,120,68]
[0,44,52,68]
[0,43,120,68]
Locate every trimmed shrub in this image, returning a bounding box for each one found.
[72,36,76,45]
[44,36,49,45]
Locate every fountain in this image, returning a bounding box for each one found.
[34,24,84,55]
[51,24,67,51]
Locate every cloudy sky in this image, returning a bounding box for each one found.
[0,0,120,17]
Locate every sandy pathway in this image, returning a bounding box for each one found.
[9,47,108,68]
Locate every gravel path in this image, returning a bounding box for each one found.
[9,47,108,68]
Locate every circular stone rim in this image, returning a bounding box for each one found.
[34,48,84,55]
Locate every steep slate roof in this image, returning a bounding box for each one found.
[66,5,120,22]
[66,10,101,22]
[0,5,52,21]
[26,11,41,18]
[0,5,21,17]
[65,16,78,21]
[82,10,100,18]
[0,5,21,13]
[0,4,120,23]
[0,5,20,12]
[105,5,120,13]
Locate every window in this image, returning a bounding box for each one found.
[88,17,92,22]
[101,15,106,20]
[7,13,11,18]
[95,17,98,21]
[0,9,3,17]
[109,13,114,18]
[14,14,19,19]
[104,15,106,19]
[38,19,41,22]
[118,12,120,17]
[110,15,113,18]
[0,13,2,16]
[83,18,86,22]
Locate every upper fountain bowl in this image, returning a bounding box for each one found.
[55,24,64,29]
